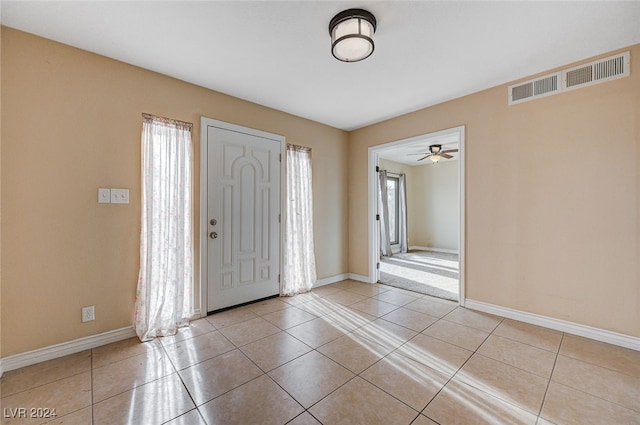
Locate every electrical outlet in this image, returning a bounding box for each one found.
[82,306,95,322]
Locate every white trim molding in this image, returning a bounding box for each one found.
[348,273,373,283]
[314,273,350,288]
[466,299,640,351]
[1,326,136,374]
[368,126,466,307]
[409,246,459,255]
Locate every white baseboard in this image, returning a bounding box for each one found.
[410,246,459,255]
[348,273,373,283]
[315,273,376,286]
[0,326,137,374]
[315,273,350,288]
[465,299,640,352]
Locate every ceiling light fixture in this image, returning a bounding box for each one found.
[329,9,376,62]
[430,145,441,162]
[410,144,458,163]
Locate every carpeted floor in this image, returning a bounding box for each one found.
[379,249,459,301]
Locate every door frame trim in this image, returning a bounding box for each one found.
[199,117,286,317]
[367,125,466,306]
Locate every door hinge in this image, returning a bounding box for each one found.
[376,166,380,172]
[279,153,282,162]
[278,214,281,223]
[278,274,281,283]
[376,214,380,221]
[376,262,380,269]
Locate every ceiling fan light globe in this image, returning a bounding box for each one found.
[430,155,441,163]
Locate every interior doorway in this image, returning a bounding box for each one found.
[367,126,465,305]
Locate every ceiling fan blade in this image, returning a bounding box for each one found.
[408,153,428,155]
[441,153,453,159]
[417,155,430,161]
[441,149,458,154]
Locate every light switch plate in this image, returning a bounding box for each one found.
[110,188,129,204]
[98,188,111,203]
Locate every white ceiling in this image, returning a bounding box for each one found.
[2,1,640,131]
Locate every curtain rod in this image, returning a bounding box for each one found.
[287,143,311,152]
[142,113,193,129]
[380,169,403,177]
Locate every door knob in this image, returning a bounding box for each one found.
[210,231,218,239]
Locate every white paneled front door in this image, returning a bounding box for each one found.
[204,120,282,312]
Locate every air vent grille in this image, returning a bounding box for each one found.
[534,74,558,95]
[508,73,560,105]
[508,51,630,105]
[511,82,533,102]
[564,52,629,90]
[565,66,593,87]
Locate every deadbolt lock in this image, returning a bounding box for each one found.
[210,231,218,239]
[210,219,217,226]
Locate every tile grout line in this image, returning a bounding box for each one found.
[158,332,201,425]
[159,325,242,423]
[346,312,464,418]
[0,353,93,400]
[264,289,418,422]
[189,332,313,424]
[265,296,370,417]
[417,317,503,422]
[89,348,170,412]
[158,334,205,423]
[540,352,640,416]
[90,347,95,425]
[183,308,326,424]
[462,322,564,380]
[300,286,465,419]
[554,350,640,380]
[487,331,562,354]
[537,332,564,422]
[0,353,95,424]
[451,316,561,421]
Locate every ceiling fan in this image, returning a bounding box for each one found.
[411,144,458,163]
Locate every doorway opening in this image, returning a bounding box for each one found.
[367,126,465,305]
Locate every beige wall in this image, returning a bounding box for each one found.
[1,28,349,356]
[350,45,640,338]
[412,161,458,251]
[378,158,459,251]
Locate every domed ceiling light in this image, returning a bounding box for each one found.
[329,9,377,62]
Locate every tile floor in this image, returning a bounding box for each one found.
[1,280,639,425]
